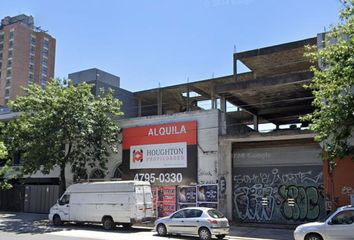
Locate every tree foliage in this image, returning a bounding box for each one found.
[4,80,122,193]
[0,136,11,189]
[303,0,354,163]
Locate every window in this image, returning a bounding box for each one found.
[8,49,12,58]
[9,31,14,40]
[90,169,105,179]
[5,78,10,87]
[0,51,3,59]
[6,69,11,77]
[113,166,122,178]
[59,194,70,205]
[0,33,4,42]
[171,210,186,219]
[29,64,34,72]
[40,77,46,88]
[188,209,203,218]
[73,168,88,183]
[29,73,34,84]
[9,40,13,48]
[30,45,35,55]
[7,59,11,68]
[43,38,49,49]
[30,55,34,64]
[42,58,48,66]
[181,209,204,218]
[31,36,36,45]
[0,43,3,50]
[42,48,48,58]
[41,66,47,76]
[5,89,10,97]
[207,209,225,219]
[331,210,354,225]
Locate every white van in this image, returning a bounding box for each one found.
[48,181,155,230]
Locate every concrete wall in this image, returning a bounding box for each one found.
[68,68,120,88]
[95,81,138,118]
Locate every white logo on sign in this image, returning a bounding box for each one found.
[148,125,187,136]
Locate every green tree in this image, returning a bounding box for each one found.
[0,139,11,189]
[4,80,122,193]
[303,0,354,164]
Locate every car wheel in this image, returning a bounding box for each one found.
[216,234,226,239]
[199,227,211,240]
[53,215,62,226]
[102,217,115,230]
[157,223,167,236]
[305,233,323,240]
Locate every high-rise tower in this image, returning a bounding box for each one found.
[0,14,56,105]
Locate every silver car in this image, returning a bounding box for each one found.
[294,205,354,240]
[154,207,229,240]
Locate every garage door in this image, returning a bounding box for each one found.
[232,141,326,224]
[24,185,60,213]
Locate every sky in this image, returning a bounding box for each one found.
[0,0,342,92]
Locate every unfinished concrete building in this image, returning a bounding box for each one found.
[2,34,340,226]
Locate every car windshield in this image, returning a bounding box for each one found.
[207,209,225,219]
[319,209,338,223]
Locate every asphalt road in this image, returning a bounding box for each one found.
[0,212,293,240]
[0,212,229,240]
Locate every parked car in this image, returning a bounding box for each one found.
[154,207,229,240]
[294,205,354,240]
[49,181,155,230]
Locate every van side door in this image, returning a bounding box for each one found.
[143,186,154,218]
[135,186,146,220]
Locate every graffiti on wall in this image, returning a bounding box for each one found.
[341,186,354,195]
[234,183,275,221]
[233,166,325,224]
[278,185,322,221]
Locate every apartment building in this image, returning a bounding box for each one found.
[0,14,55,105]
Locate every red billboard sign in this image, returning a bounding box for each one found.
[121,121,198,185]
[122,121,197,149]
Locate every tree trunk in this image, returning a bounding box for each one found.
[60,164,66,195]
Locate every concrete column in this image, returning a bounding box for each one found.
[138,98,142,117]
[218,140,233,219]
[211,84,217,109]
[186,85,190,112]
[157,89,162,115]
[220,95,226,113]
[253,114,259,131]
[233,52,237,82]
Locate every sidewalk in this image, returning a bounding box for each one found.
[229,225,294,240]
